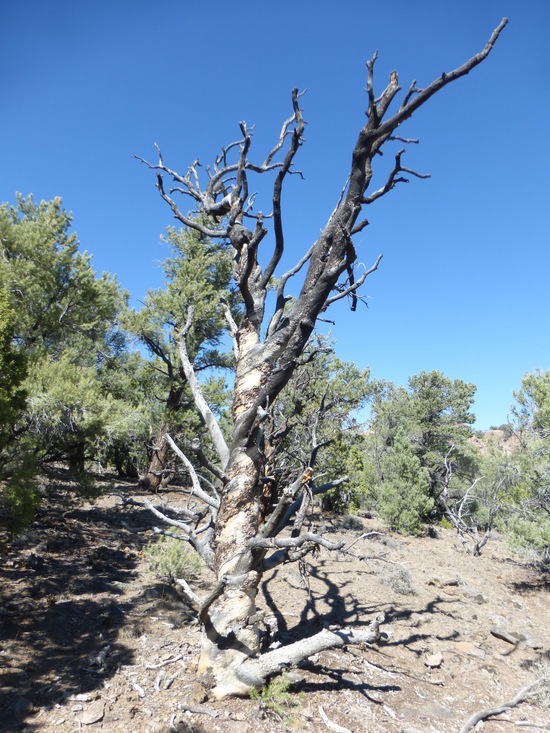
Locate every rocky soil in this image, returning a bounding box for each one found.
[1,474,549,733]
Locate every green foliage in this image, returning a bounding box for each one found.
[125,223,236,480]
[0,286,35,533]
[145,535,202,580]
[514,370,550,432]
[0,195,125,361]
[406,370,477,495]
[501,369,550,561]
[125,224,235,378]
[0,462,40,535]
[0,287,27,449]
[0,194,150,477]
[250,672,304,724]
[364,370,479,534]
[377,428,434,535]
[506,514,550,561]
[274,343,372,510]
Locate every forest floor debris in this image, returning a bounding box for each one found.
[1,475,549,732]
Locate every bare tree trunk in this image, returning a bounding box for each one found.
[142,384,183,491]
[142,423,170,491]
[136,18,507,698]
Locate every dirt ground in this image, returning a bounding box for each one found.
[1,474,549,733]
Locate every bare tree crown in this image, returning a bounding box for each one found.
[135,18,508,699]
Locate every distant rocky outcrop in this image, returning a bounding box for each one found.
[469,428,521,456]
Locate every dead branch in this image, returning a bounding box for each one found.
[179,703,218,717]
[144,654,184,670]
[189,440,228,484]
[144,498,195,533]
[266,240,316,338]
[177,309,230,469]
[362,149,430,205]
[234,613,385,695]
[269,477,349,538]
[515,723,550,730]
[164,433,220,511]
[342,531,385,553]
[261,88,305,288]
[324,254,383,309]
[144,498,216,567]
[319,705,353,733]
[440,445,496,556]
[219,295,239,360]
[174,577,202,609]
[460,678,546,733]
[249,531,345,552]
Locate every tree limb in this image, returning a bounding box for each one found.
[324,254,383,309]
[178,308,230,469]
[269,477,349,538]
[236,613,385,691]
[144,498,215,567]
[174,577,202,609]
[220,295,239,360]
[261,88,305,288]
[164,433,220,510]
[361,149,430,205]
[249,531,345,552]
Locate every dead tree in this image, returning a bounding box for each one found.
[135,19,507,698]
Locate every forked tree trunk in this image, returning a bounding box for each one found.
[137,18,507,699]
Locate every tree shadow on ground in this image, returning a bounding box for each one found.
[0,478,176,732]
[509,565,550,595]
[260,558,380,645]
[259,554,464,703]
[261,555,461,646]
[295,666,401,702]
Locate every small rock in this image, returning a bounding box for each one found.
[80,701,105,725]
[425,652,443,668]
[454,641,486,658]
[425,701,455,720]
[472,593,488,604]
[490,626,518,645]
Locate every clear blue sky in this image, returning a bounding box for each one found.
[2,1,549,429]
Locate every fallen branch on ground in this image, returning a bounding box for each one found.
[144,654,184,669]
[460,678,546,733]
[319,704,352,733]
